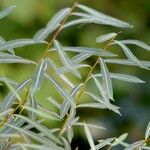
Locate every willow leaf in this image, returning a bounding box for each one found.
[0,5,15,19]
[47,97,61,109]
[63,18,94,28]
[124,140,145,150]
[94,73,145,83]
[25,106,61,121]
[100,58,113,100]
[71,53,92,64]
[60,100,71,118]
[84,122,96,150]
[57,64,89,74]
[30,59,47,94]
[95,138,115,150]
[44,73,74,105]
[77,4,132,28]
[0,52,35,64]
[2,79,31,110]
[104,59,150,67]
[0,37,14,54]
[47,8,71,28]
[145,121,150,140]
[46,58,74,88]
[7,124,59,148]
[61,137,71,150]
[120,39,150,52]
[34,8,70,42]
[54,40,81,78]
[0,39,45,51]
[67,126,74,143]
[114,40,149,70]
[92,75,109,103]
[0,109,13,118]
[50,46,117,57]
[74,122,105,130]
[111,133,128,146]
[77,102,106,109]
[15,114,61,144]
[70,83,83,97]
[96,33,117,43]
[13,144,52,150]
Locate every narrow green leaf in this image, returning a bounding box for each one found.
[0,109,13,118]
[104,59,150,67]
[124,140,145,150]
[47,97,61,109]
[100,58,114,100]
[0,36,14,54]
[61,137,71,150]
[0,39,45,51]
[71,53,92,64]
[31,59,47,94]
[111,133,128,146]
[120,39,150,52]
[63,18,94,28]
[94,73,145,83]
[77,102,106,109]
[13,144,53,150]
[44,73,74,104]
[145,121,150,140]
[84,122,96,150]
[6,124,53,146]
[92,75,109,103]
[2,76,21,101]
[114,40,149,70]
[54,40,81,78]
[25,106,61,121]
[95,138,115,150]
[50,46,117,57]
[77,4,132,28]
[96,33,117,43]
[15,114,61,144]
[0,5,15,19]
[2,79,31,110]
[0,52,35,64]
[67,126,74,143]
[74,122,105,130]
[34,8,71,42]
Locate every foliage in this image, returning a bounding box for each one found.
[0,1,150,150]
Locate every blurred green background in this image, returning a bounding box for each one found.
[0,0,150,149]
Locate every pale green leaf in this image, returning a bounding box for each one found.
[44,73,74,104]
[96,33,117,43]
[94,73,145,83]
[114,41,149,70]
[104,59,150,67]
[2,79,31,110]
[111,133,128,146]
[0,39,45,51]
[84,122,96,150]
[100,58,114,100]
[95,138,115,150]
[0,5,15,19]
[54,40,81,78]
[120,40,150,52]
[50,46,117,57]
[124,140,145,150]
[0,52,35,64]
[0,109,14,118]
[77,4,132,28]
[145,121,150,140]
[30,59,47,94]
